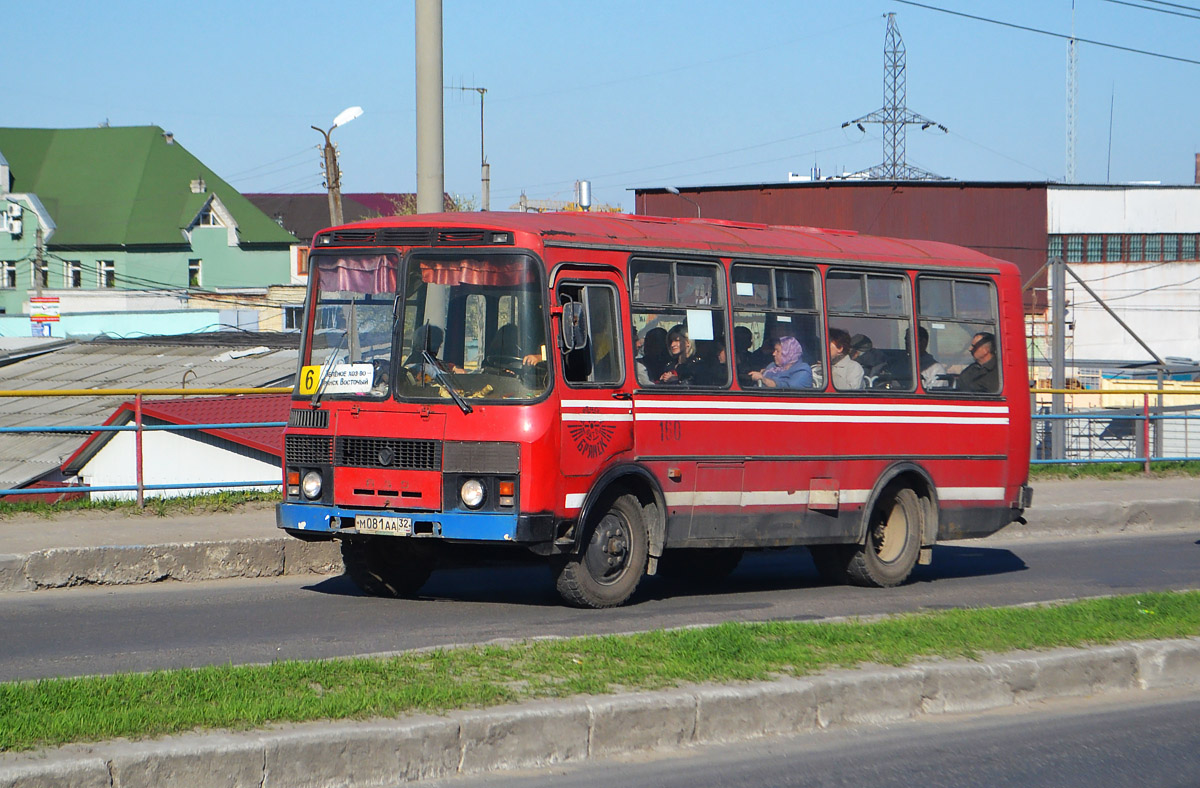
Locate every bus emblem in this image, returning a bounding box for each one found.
[568,420,615,459]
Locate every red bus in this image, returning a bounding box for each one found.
[278,212,1031,608]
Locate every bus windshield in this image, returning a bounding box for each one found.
[395,252,549,402]
[302,253,399,401]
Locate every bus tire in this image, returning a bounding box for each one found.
[341,537,435,599]
[846,487,923,588]
[554,493,648,608]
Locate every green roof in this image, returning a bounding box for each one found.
[0,126,297,247]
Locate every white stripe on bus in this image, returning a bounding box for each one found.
[634,399,1008,415]
[561,400,633,409]
[563,487,1003,510]
[634,413,1009,425]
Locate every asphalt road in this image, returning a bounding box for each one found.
[1,530,1198,681]
[426,690,1200,788]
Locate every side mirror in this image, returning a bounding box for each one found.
[561,300,588,352]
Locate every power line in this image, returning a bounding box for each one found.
[894,0,1200,66]
[1100,0,1200,20]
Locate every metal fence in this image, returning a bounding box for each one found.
[0,388,289,505]
[1031,388,1200,468]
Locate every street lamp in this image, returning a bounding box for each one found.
[665,186,700,218]
[312,106,363,226]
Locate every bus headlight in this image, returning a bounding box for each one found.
[301,471,323,500]
[460,478,486,509]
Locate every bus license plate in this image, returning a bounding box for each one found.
[354,515,413,535]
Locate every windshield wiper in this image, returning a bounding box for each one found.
[422,350,473,415]
[310,330,348,409]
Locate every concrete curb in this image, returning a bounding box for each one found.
[1011,497,1200,539]
[2,638,1198,787]
[0,496,1196,594]
[0,538,342,594]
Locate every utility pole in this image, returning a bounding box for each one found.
[1051,255,1066,459]
[312,106,363,227]
[34,226,44,300]
[455,86,489,210]
[415,0,445,214]
[1066,1,1078,183]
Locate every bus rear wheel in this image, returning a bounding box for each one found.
[846,487,922,588]
[341,537,435,599]
[555,493,649,608]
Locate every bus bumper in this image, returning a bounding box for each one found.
[276,501,531,543]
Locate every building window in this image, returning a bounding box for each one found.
[1183,235,1197,261]
[1163,235,1178,262]
[1127,235,1143,263]
[1065,235,1083,263]
[1106,235,1122,261]
[31,261,48,289]
[1145,235,1162,262]
[284,305,303,330]
[65,261,82,288]
[1047,236,1063,260]
[98,261,116,288]
[1086,235,1102,262]
[188,259,201,287]
[1,262,16,289]
[197,205,223,227]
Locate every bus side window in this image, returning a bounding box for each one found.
[731,263,823,391]
[917,277,1000,393]
[824,270,914,392]
[630,259,728,388]
[559,283,623,386]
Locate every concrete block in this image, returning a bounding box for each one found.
[1133,638,1200,690]
[1007,646,1138,703]
[588,690,696,757]
[107,735,264,788]
[919,660,1016,715]
[280,539,342,576]
[694,679,819,743]
[0,757,111,788]
[177,539,285,581]
[0,554,31,593]
[263,717,459,787]
[457,700,589,775]
[814,668,924,728]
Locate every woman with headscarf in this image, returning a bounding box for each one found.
[658,324,697,384]
[748,335,812,389]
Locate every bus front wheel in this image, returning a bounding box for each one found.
[846,487,922,588]
[555,493,649,608]
[341,537,435,599]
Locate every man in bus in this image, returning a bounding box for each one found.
[957,332,999,393]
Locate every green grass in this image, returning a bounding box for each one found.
[2,591,1197,752]
[0,490,280,520]
[1029,460,1200,480]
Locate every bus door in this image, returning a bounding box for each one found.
[555,274,633,477]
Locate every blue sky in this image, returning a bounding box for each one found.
[12,1,1200,211]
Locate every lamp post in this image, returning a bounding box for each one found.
[665,186,700,218]
[312,106,363,226]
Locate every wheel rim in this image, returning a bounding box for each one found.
[873,499,909,564]
[584,512,631,586]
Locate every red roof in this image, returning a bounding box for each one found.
[62,394,289,473]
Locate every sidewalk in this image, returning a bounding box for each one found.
[0,477,1197,593]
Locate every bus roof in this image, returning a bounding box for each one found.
[324,212,1017,274]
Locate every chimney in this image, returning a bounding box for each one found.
[1195,153,1199,185]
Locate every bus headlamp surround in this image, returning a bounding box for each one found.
[301,471,323,500]
[460,478,486,509]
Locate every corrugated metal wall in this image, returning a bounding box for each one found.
[636,182,1048,289]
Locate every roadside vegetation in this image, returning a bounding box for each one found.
[1029,460,1200,480]
[2,591,1198,752]
[0,490,280,520]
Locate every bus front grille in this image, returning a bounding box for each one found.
[288,409,329,429]
[336,437,442,471]
[285,435,333,465]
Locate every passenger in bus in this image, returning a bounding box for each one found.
[957,332,999,393]
[635,327,670,386]
[914,326,950,390]
[813,328,864,390]
[850,334,888,381]
[658,325,698,384]
[692,338,728,386]
[748,336,812,389]
[732,326,757,387]
[404,324,463,376]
